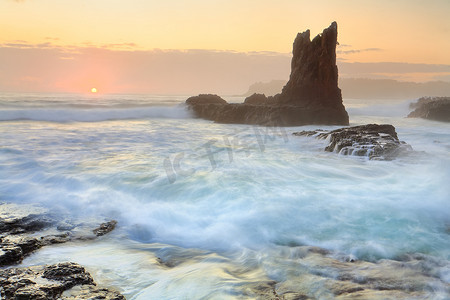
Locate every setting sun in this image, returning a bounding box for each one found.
[91,87,97,93]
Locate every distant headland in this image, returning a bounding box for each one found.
[241,79,450,100]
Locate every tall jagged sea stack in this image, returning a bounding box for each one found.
[186,22,349,126]
[279,22,342,107]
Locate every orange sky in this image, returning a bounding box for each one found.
[1,0,450,94]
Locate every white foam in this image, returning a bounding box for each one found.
[0,106,192,122]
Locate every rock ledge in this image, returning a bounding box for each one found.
[294,124,413,160]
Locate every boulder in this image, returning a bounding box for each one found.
[408,97,450,122]
[294,124,413,160]
[186,22,349,126]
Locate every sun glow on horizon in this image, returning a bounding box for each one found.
[91,87,97,93]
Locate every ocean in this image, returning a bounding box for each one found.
[0,92,449,299]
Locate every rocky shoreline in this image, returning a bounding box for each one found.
[0,203,125,299]
[2,202,449,299]
[407,97,450,122]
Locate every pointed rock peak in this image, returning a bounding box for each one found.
[280,21,343,108]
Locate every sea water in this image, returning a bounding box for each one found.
[0,93,449,298]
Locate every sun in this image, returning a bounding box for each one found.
[91,87,97,93]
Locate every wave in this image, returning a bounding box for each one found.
[0,105,193,122]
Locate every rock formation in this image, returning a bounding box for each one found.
[277,21,342,107]
[0,203,125,299]
[186,22,349,126]
[408,97,450,122]
[243,93,268,105]
[0,203,118,266]
[0,262,125,300]
[186,94,227,105]
[294,124,413,160]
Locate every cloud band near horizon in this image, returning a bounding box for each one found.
[1,44,449,94]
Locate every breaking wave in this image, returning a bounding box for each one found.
[0,105,192,122]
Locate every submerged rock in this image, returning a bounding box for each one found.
[408,97,450,122]
[248,246,450,299]
[186,22,349,126]
[293,124,413,159]
[0,262,125,300]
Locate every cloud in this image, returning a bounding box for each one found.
[0,43,291,94]
[1,41,56,49]
[338,62,450,83]
[338,62,450,74]
[337,48,383,55]
[100,42,138,50]
[1,42,449,94]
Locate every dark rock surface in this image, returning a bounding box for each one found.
[189,103,348,126]
[0,203,52,235]
[408,97,450,122]
[185,94,227,105]
[0,203,125,299]
[0,262,125,300]
[93,220,117,236]
[243,93,268,105]
[186,22,349,126]
[294,124,413,160]
[0,203,118,266]
[277,21,342,107]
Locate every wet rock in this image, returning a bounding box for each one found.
[0,262,125,300]
[293,124,413,160]
[42,262,94,287]
[241,281,282,300]
[188,102,348,126]
[0,244,23,266]
[0,204,124,299]
[93,220,117,236]
[61,285,125,300]
[266,246,450,299]
[0,203,52,235]
[186,22,349,126]
[0,203,117,266]
[408,97,450,122]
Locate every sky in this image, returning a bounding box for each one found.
[1,0,450,94]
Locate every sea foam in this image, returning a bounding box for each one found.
[0,106,192,122]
